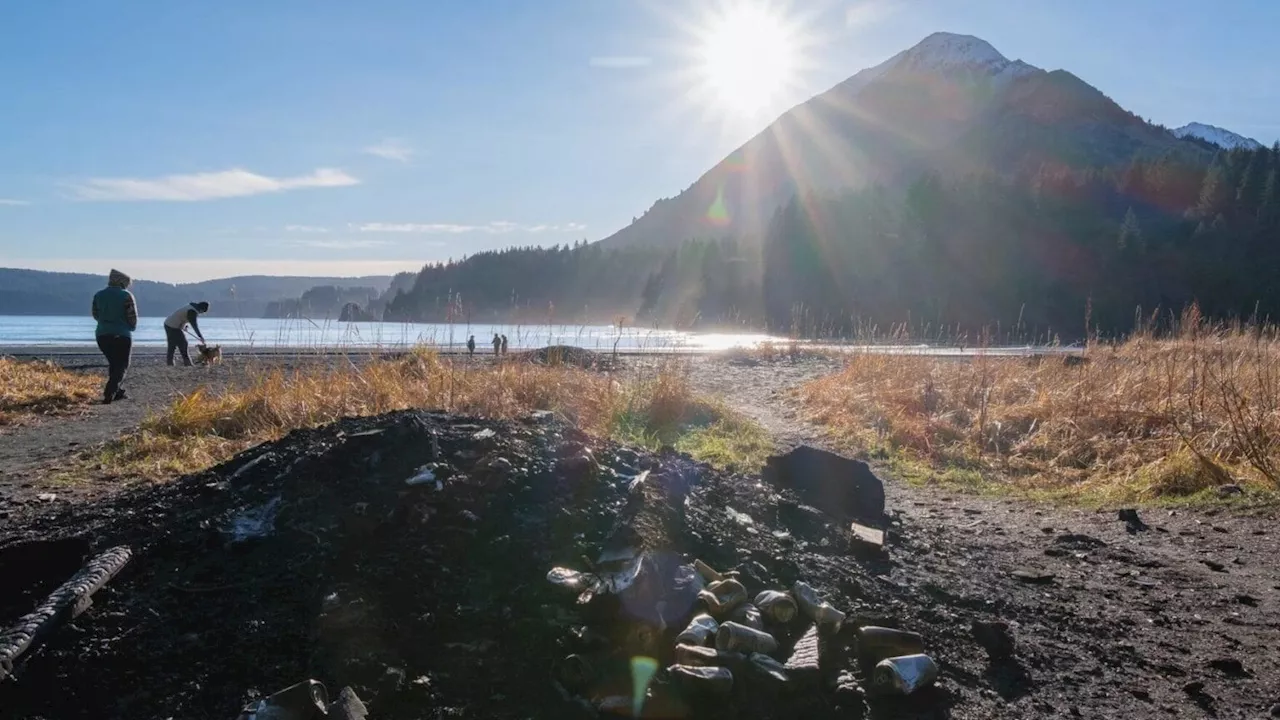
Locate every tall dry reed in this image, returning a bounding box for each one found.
[799,307,1280,502]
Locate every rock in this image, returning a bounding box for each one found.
[1218,484,1244,497]
[1235,594,1259,606]
[1011,569,1055,584]
[1201,559,1227,573]
[555,452,599,479]
[1182,680,1205,695]
[1208,658,1247,677]
[1270,702,1280,717]
[1118,508,1148,533]
[832,670,863,707]
[971,619,1016,660]
[763,446,885,523]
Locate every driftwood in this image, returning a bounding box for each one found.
[0,545,132,681]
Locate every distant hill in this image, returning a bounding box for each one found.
[0,268,395,319]
[600,32,1212,250]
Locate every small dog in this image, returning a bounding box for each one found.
[195,344,222,365]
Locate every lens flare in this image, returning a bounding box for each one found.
[630,655,659,717]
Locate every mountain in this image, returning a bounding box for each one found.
[601,32,1208,249]
[1172,122,1264,150]
[0,268,395,318]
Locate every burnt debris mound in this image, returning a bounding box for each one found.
[510,345,613,369]
[3,410,989,719]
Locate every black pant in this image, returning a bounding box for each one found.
[96,334,132,401]
[165,326,192,366]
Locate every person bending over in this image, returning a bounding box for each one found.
[91,269,138,403]
[163,301,210,367]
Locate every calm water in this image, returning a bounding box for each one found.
[0,315,778,351]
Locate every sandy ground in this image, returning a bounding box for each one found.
[1,352,1278,718]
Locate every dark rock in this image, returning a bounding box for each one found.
[327,686,369,720]
[1218,484,1244,497]
[1235,594,1259,606]
[971,620,1016,659]
[1054,533,1106,550]
[1128,687,1151,701]
[1118,508,1148,533]
[1201,559,1227,572]
[1208,658,1247,677]
[1270,702,1280,717]
[763,446,885,523]
[1182,680,1205,694]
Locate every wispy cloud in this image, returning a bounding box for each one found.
[283,238,400,250]
[845,0,897,29]
[71,168,359,202]
[589,56,652,69]
[0,198,30,206]
[364,138,414,163]
[284,224,332,233]
[353,221,586,234]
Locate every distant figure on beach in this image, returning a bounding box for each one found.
[91,269,137,404]
[467,335,476,357]
[163,301,210,367]
[500,334,509,355]
[492,333,501,357]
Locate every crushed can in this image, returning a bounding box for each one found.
[857,626,925,666]
[873,654,939,695]
[748,652,789,684]
[715,621,779,654]
[730,602,764,631]
[792,580,846,629]
[693,559,724,583]
[698,578,748,618]
[236,679,328,720]
[675,613,719,646]
[754,590,798,624]
[668,664,734,696]
[674,643,744,668]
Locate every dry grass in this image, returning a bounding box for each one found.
[94,350,770,479]
[0,357,101,426]
[798,308,1280,505]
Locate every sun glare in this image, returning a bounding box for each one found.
[696,2,800,117]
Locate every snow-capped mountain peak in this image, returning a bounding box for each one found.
[838,32,1040,96]
[1173,122,1263,150]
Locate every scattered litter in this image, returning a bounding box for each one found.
[675,614,720,646]
[874,654,939,695]
[229,453,274,482]
[405,466,439,487]
[754,590,798,624]
[725,507,754,526]
[472,428,496,441]
[346,429,385,438]
[793,580,846,628]
[226,496,282,542]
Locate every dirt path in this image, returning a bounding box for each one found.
[0,353,368,518]
[688,355,1280,719]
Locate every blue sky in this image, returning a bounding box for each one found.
[1,0,1277,283]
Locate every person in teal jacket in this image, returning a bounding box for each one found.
[91,269,138,404]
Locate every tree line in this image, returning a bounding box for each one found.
[382,143,1280,340]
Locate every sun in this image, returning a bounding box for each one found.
[695,2,801,117]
